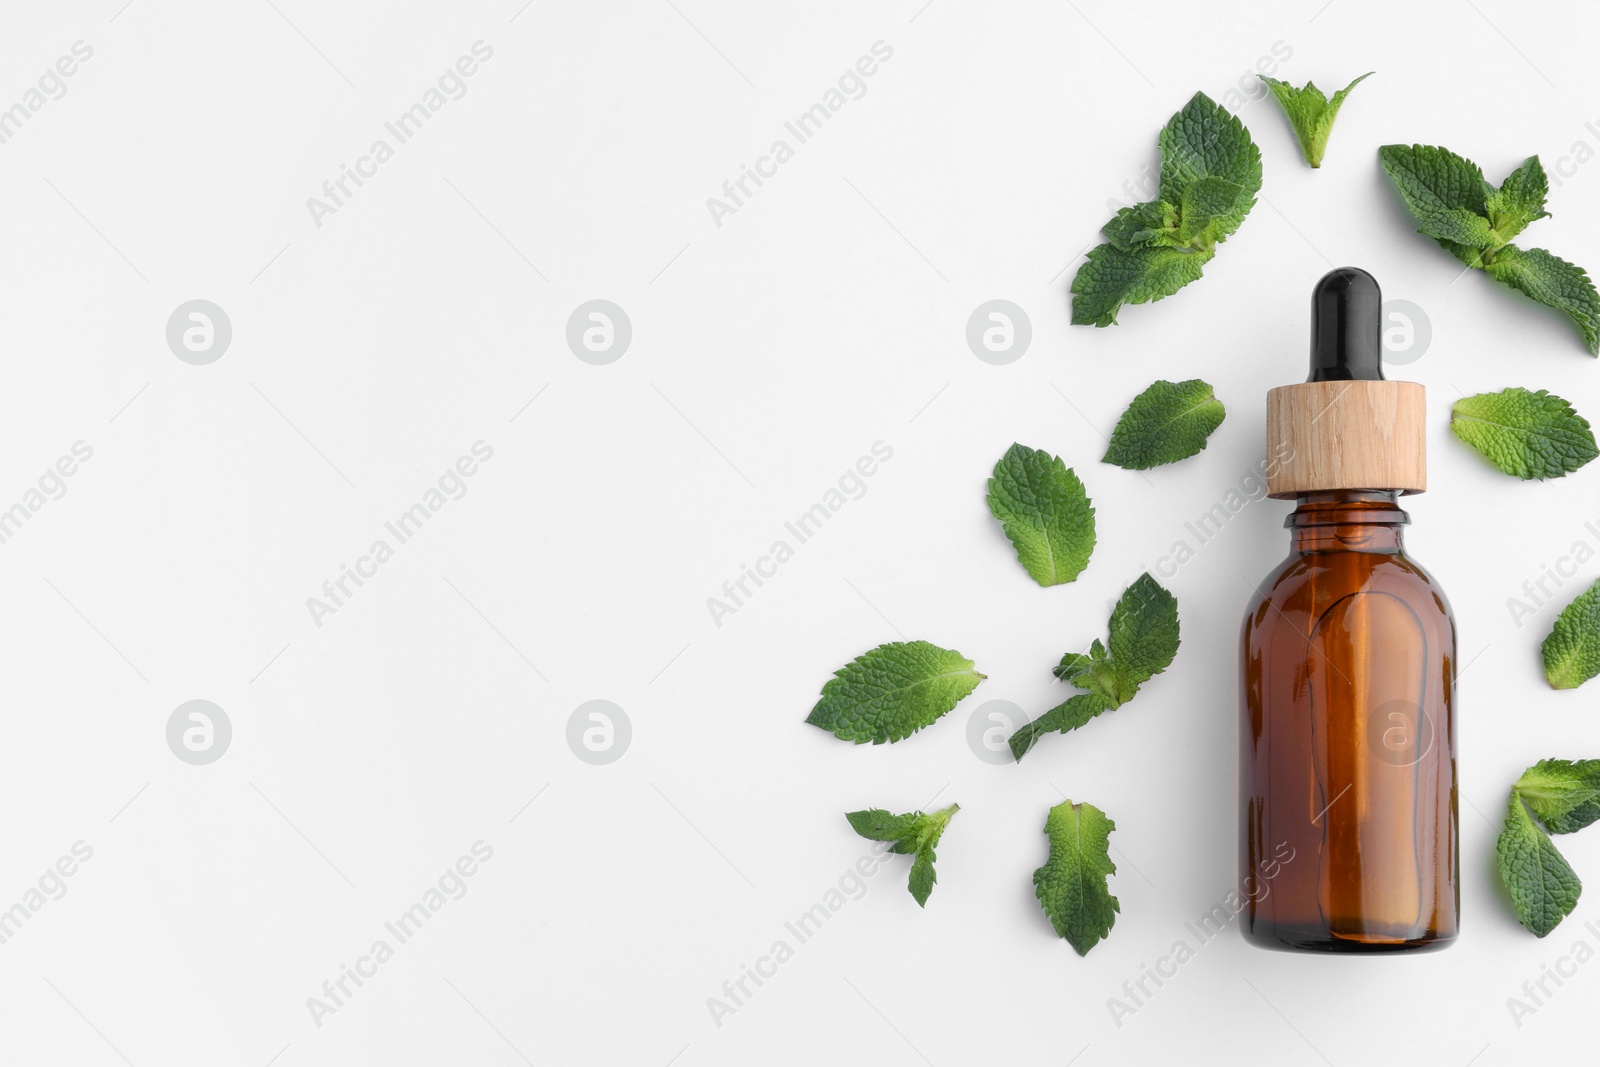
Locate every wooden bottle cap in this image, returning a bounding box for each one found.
[1265,380,1426,498]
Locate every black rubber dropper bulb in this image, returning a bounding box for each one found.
[1306,266,1385,382]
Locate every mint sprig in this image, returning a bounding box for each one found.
[1034,799,1119,955]
[1450,387,1597,480]
[1258,73,1371,168]
[846,803,960,907]
[986,443,1096,587]
[1103,379,1226,470]
[1071,92,1262,326]
[806,641,985,744]
[1010,573,1180,760]
[1380,145,1600,354]
[1497,760,1600,936]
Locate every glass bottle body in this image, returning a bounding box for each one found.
[1239,491,1458,952]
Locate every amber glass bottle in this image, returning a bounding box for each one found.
[1239,268,1458,952]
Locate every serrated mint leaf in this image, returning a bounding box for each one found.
[1515,759,1600,834]
[1010,572,1180,760]
[1007,693,1111,761]
[1258,72,1371,168]
[986,443,1096,586]
[1070,244,1214,327]
[1106,572,1181,698]
[845,808,920,843]
[1070,92,1259,327]
[846,803,959,907]
[1486,156,1552,243]
[1379,144,1489,226]
[1497,791,1582,937]
[1450,387,1597,480]
[1542,579,1600,691]
[1103,379,1226,470]
[1484,246,1600,355]
[1157,92,1263,235]
[806,641,985,744]
[1034,799,1119,955]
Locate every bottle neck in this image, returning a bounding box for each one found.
[1285,490,1407,553]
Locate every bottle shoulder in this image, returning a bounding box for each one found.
[1243,550,1455,633]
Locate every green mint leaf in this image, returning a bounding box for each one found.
[1007,693,1111,761]
[986,443,1096,587]
[846,803,959,907]
[1542,579,1600,690]
[1010,573,1180,760]
[1497,791,1582,937]
[1449,387,1597,480]
[1157,92,1263,238]
[1379,144,1489,230]
[1103,379,1226,470]
[845,808,920,843]
[1484,246,1600,356]
[1106,572,1182,699]
[1486,156,1552,243]
[1069,243,1214,327]
[1034,799,1119,955]
[1258,72,1371,168]
[1515,759,1600,834]
[806,641,985,743]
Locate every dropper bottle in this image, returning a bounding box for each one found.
[1239,267,1458,952]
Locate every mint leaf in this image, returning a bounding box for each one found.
[1157,92,1263,237]
[1515,760,1600,834]
[1379,144,1489,227]
[1008,693,1110,762]
[1010,573,1180,760]
[1070,244,1214,327]
[1258,72,1371,168]
[1450,387,1598,480]
[1486,156,1552,243]
[1542,579,1600,690]
[1034,799,1119,955]
[1103,379,1226,470]
[1484,246,1600,355]
[844,809,919,842]
[806,641,985,744]
[1106,573,1181,697]
[986,443,1096,587]
[846,803,959,907]
[1498,790,1582,937]
[1070,92,1260,326]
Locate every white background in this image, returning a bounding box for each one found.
[2,0,1598,1064]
